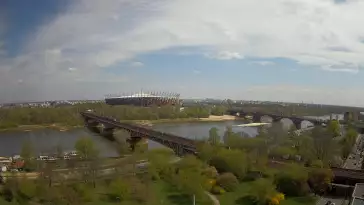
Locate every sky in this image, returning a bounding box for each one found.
[2,0,364,106]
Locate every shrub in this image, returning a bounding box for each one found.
[216,173,239,192]
[211,186,225,195]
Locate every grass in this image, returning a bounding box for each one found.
[152,180,212,205]
[217,182,318,205]
[217,181,254,205]
[152,180,195,205]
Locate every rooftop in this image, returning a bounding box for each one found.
[106,92,179,99]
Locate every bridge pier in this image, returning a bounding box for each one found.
[293,121,302,130]
[252,115,262,123]
[101,126,116,141]
[84,118,100,133]
[127,134,143,151]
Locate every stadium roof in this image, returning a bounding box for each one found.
[106,92,166,99]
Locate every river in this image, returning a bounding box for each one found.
[0,114,341,157]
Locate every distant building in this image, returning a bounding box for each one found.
[105,91,181,107]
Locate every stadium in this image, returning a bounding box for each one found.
[104,91,181,107]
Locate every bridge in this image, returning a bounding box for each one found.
[80,112,197,156]
[226,108,328,129]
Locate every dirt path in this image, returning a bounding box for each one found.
[204,191,220,205]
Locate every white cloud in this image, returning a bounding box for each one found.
[321,64,359,73]
[206,51,244,60]
[20,0,364,71]
[3,0,364,102]
[130,61,144,67]
[250,61,276,66]
[68,67,77,72]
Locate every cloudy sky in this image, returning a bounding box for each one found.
[1,0,364,106]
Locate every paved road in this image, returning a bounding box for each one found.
[343,134,363,170]
[316,197,348,205]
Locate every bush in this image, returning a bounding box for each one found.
[203,166,219,178]
[211,186,225,195]
[216,173,239,192]
[274,173,309,196]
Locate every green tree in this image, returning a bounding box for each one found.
[197,142,216,163]
[308,168,333,196]
[305,127,340,165]
[74,137,99,159]
[20,140,36,171]
[170,156,210,203]
[341,128,358,158]
[210,149,248,180]
[147,149,175,180]
[107,178,131,202]
[216,172,239,192]
[274,164,309,196]
[327,120,340,138]
[208,127,220,145]
[15,177,37,204]
[250,178,277,205]
[269,146,296,160]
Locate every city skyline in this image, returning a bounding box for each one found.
[2,0,364,106]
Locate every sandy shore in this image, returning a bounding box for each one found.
[0,124,81,132]
[199,115,238,121]
[133,115,240,126]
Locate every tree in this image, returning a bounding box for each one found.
[250,178,277,205]
[75,137,99,159]
[341,128,358,158]
[216,172,239,192]
[208,127,220,145]
[107,178,131,202]
[327,120,340,138]
[308,127,340,165]
[147,149,174,180]
[223,126,235,146]
[197,142,216,163]
[168,156,209,203]
[308,168,333,196]
[20,140,36,171]
[174,169,206,202]
[210,149,248,180]
[266,122,288,146]
[269,146,295,160]
[274,164,309,196]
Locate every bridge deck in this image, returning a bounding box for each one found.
[80,112,197,151]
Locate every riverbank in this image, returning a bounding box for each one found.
[0,115,242,132]
[126,115,242,126]
[0,124,82,132]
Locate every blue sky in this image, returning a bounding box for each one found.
[1,0,364,106]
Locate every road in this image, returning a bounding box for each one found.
[342,134,363,170]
